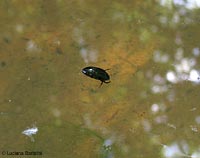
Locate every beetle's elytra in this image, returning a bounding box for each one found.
[82,66,110,87]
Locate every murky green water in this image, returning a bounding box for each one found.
[1,1,200,158]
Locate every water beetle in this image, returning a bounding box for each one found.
[82,66,110,87]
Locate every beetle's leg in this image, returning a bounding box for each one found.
[99,81,103,88]
[105,69,110,71]
[104,80,111,84]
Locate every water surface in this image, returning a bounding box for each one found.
[0,1,200,158]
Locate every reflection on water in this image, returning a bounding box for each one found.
[0,0,200,158]
[162,141,200,158]
[160,0,200,9]
[22,125,38,142]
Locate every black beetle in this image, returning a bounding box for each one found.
[82,66,110,87]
